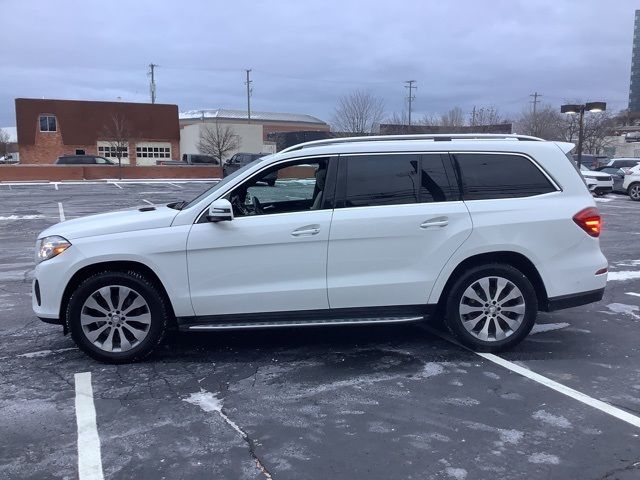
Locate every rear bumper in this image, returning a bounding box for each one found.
[591,186,613,195]
[546,287,605,311]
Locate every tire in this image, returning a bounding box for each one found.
[444,263,538,352]
[628,182,640,201]
[66,271,170,363]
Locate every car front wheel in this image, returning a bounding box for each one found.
[444,264,537,352]
[66,271,170,363]
[629,183,640,201]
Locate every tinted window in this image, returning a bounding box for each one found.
[345,155,419,207]
[455,153,555,200]
[420,154,458,202]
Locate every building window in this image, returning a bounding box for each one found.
[76,149,85,155]
[98,145,129,159]
[135,144,171,159]
[39,115,57,132]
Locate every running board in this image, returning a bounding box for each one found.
[185,316,424,331]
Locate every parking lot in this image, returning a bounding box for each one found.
[1,181,640,480]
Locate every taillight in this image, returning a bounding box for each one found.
[573,207,602,237]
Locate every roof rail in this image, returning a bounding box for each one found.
[280,133,545,153]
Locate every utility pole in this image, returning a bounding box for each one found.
[471,106,477,126]
[404,80,416,127]
[530,91,541,135]
[148,63,158,104]
[245,69,252,124]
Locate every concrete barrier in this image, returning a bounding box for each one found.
[0,165,222,182]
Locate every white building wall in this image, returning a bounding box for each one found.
[180,121,265,163]
[604,135,640,158]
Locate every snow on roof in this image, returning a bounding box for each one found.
[0,127,17,143]
[179,108,327,125]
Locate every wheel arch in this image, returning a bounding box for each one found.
[433,251,549,312]
[60,260,177,327]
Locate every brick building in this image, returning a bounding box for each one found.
[15,98,180,165]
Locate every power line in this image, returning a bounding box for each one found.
[245,69,252,123]
[530,92,542,135]
[405,80,417,126]
[148,63,158,104]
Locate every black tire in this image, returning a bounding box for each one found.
[66,271,170,363]
[444,263,538,352]
[628,182,640,201]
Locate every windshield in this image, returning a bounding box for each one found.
[182,154,273,208]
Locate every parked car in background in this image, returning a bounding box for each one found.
[55,155,116,165]
[574,154,609,170]
[182,154,220,165]
[579,165,613,196]
[623,169,640,201]
[0,153,19,164]
[33,134,608,363]
[605,158,640,172]
[223,153,277,185]
[596,166,626,193]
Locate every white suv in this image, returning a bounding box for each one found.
[33,134,608,363]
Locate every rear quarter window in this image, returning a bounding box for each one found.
[454,153,556,200]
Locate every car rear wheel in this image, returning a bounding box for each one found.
[629,183,640,201]
[66,271,170,363]
[444,264,537,352]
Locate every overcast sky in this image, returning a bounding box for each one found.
[1,0,637,127]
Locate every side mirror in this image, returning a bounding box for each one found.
[206,199,233,222]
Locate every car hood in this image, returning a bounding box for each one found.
[38,205,180,240]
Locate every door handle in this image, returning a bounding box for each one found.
[420,217,449,229]
[291,224,321,237]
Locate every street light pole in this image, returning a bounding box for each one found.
[560,102,606,169]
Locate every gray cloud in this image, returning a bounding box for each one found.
[0,0,636,126]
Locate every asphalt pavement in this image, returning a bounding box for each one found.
[1,181,639,480]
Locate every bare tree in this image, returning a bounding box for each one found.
[515,104,564,139]
[0,129,9,159]
[470,106,503,127]
[332,90,385,135]
[198,122,240,164]
[440,107,466,127]
[100,114,133,179]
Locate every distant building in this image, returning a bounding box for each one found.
[630,10,640,113]
[179,109,330,160]
[15,98,180,165]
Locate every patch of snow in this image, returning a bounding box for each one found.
[449,379,463,386]
[530,322,570,334]
[0,214,45,220]
[444,397,480,407]
[607,271,640,282]
[418,362,445,378]
[532,410,572,429]
[483,371,500,380]
[614,259,640,267]
[18,347,76,358]
[606,303,640,318]
[183,390,247,439]
[528,453,560,465]
[594,197,613,202]
[445,467,468,479]
[499,429,523,444]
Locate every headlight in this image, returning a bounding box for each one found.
[36,235,71,263]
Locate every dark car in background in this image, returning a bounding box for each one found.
[223,153,277,185]
[573,154,609,170]
[55,155,116,165]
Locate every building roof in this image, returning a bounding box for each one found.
[0,126,17,143]
[15,98,180,146]
[179,108,327,125]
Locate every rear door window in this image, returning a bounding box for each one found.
[454,153,556,200]
[342,154,457,208]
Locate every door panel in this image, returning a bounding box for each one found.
[187,211,332,316]
[327,202,472,308]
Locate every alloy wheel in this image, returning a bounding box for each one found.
[80,285,151,352]
[459,276,526,342]
[630,184,640,201]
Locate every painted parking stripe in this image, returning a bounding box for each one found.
[422,325,640,429]
[626,292,640,298]
[476,352,640,429]
[168,182,182,188]
[74,372,105,480]
[111,182,122,189]
[58,202,65,222]
[142,199,153,205]
[54,183,59,190]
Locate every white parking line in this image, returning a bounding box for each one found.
[626,292,640,298]
[168,182,182,188]
[74,372,105,480]
[58,202,65,222]
[142,199,153,205]
[111,182,122,189]
[54,183,59,191]
[477,352,640,429]
[422,325,640,429]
